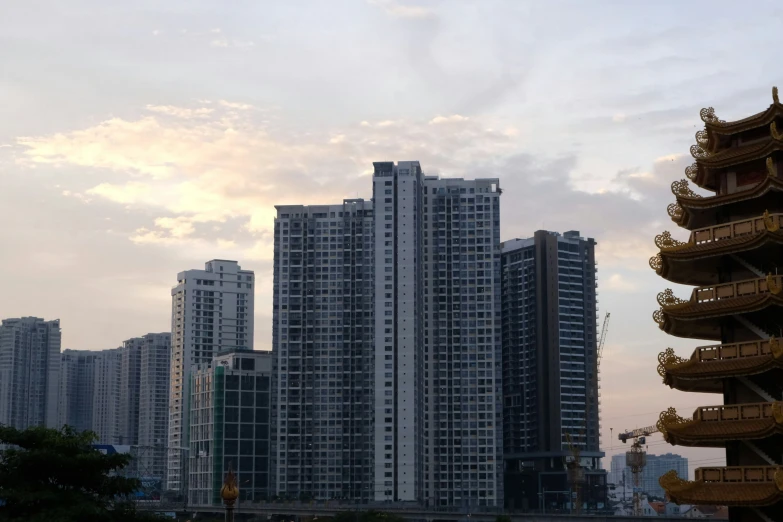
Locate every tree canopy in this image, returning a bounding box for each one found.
[0,425,165,522]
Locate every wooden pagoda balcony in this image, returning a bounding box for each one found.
[653,276,783,339]
[652,213,783,285]
[660,466,783,506]
[658,340,783,392]
[690,212,783,245]
[656,402,783,446]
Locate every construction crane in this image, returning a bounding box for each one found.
[618,425,661,516]
[597,312,610,368]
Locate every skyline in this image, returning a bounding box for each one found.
[4,0,782,475]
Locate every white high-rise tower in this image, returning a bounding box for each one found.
[372,162,503,507]
[167,260,254,491]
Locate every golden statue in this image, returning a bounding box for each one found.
[221,464,240,519]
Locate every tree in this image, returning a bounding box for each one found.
[0,425,166,522]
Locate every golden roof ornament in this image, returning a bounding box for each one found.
[771,336,783,359]
[657,288,688,308]
[649,253,662,272]
[684,162,698,181]
[771,122,783,141]
[654,230,690,251]
[767,157,777,178]
[774,86,780,104]
[220,465,239,506]
[657,348,688,381]
[667,202,683,220]
[700,107,724,125]
[671,179,701,199]
[766,273,782,295]
[763,210,779,232]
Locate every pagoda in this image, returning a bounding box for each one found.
[652,87,783,522]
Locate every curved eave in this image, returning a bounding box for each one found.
[693,139,783,191]
[658,295,783,340]
[674,177,783,229]
[664,481,783,507]
[662,417,781,447]
[658,231,783,285]
[664,355,783,393]
[705,103,783,141]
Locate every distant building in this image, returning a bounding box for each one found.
[188,350,272,506]
[59,349,97,432]
[91,347,123,443]
[136,333,171,482]
[272,200,375,501]
[0,317,61,430]
[609,452,688,499]
[168,259,255,491]
[500,231,605,511]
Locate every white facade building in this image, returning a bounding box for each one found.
[168,259,255,491]
[372,162,503,507]
[137,333,171,482]
[0,317,61,430]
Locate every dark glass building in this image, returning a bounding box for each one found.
[501,230,605,511]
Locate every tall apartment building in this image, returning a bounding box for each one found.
[59,349,97,432]
[91,347,123,443]
[120,338,142,445]
[500,230,604,510]
[189,350,272,506]
[137,333,171,481]
[609,453,688,499]
[168,260,255,491]
[372,162,504,507]
[0,317,61,430]
[272,200,375,500]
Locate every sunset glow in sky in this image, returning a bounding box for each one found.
[3,0,783,475]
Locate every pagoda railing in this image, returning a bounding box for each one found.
[696,339,775,361]
[693,402,776,422]
[691,275,783,303]
[689,212,783,245]
[696,465,783,483]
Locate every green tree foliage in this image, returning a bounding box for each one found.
[0,425,166,522]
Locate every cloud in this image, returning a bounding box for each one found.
[429,114,469,125]
[146,105,214,119]
[368,0,434,19]
[210,37,255,48]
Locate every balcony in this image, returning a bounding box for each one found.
[690,212,782,246]
[652,212,783,285]
[657,402,783,446]
[654,276,783,340]
[660,466,783,507]
[659,339,783,393]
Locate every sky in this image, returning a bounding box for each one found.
[2,0,783,477]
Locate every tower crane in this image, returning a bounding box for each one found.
[618,425,661,516]
[597,312,610,368]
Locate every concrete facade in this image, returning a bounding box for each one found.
[168,260,255,490]
[372,162,504,507]
[0,317,61,430]
[272,200,375,500]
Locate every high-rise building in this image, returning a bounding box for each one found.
[119,338,142,445]
[0,317,61,430]
[59,349,97,432]
[500,230,605,511]
[137,333,171,482]
[168,260,255,491]
[189,350,272,506]
[272,200,375,500]
[91,347,123,443]
[372,162,504,507]
[608,453,688,499]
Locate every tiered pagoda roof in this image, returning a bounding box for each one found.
[653,87,783,518]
